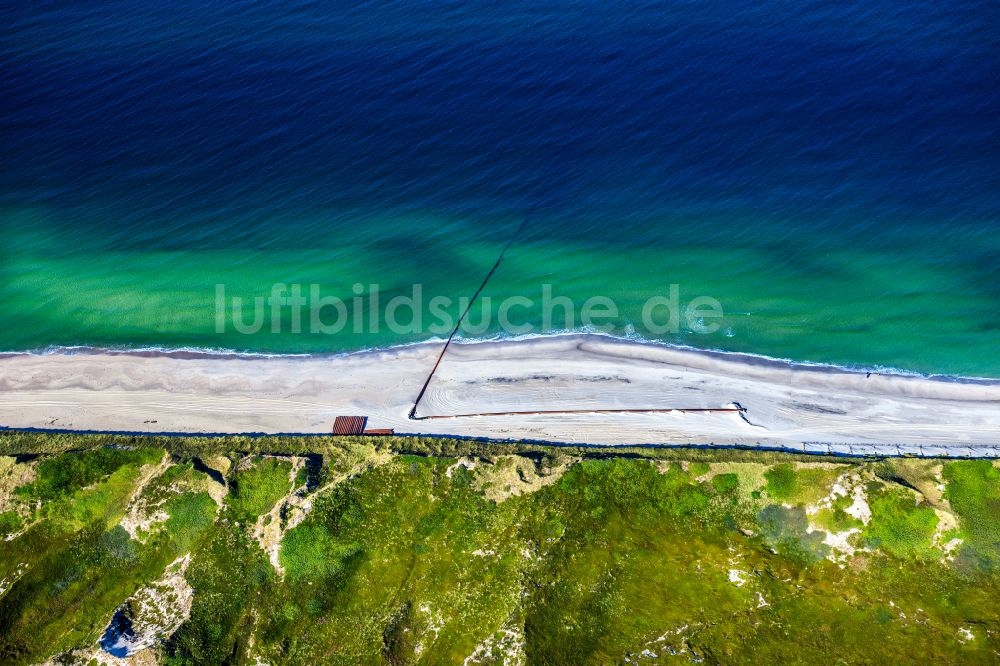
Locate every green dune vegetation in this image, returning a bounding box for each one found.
[1,432,999,664]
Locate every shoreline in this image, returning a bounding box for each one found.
[3,330,999,384]
[1,333,998,453]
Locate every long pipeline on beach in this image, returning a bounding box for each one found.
[408,217,527,419]
[413,407,745,419]
[406,216,753,422]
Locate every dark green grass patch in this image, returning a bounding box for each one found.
[225,457,292,522]
[863,488,939,559]
[16,447,162,502]
[943,460,1000,569]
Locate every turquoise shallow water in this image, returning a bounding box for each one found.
[2,1,998,377]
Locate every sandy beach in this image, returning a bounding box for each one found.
[1,335,998,455]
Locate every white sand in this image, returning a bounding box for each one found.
[1,335,998,454]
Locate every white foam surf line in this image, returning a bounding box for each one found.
[2,330,997,385]
[0,337,452,361]
[447,328,1000,384]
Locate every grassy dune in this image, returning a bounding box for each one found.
[1,433,999,664]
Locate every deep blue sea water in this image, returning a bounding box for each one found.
[2,1,999,376]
